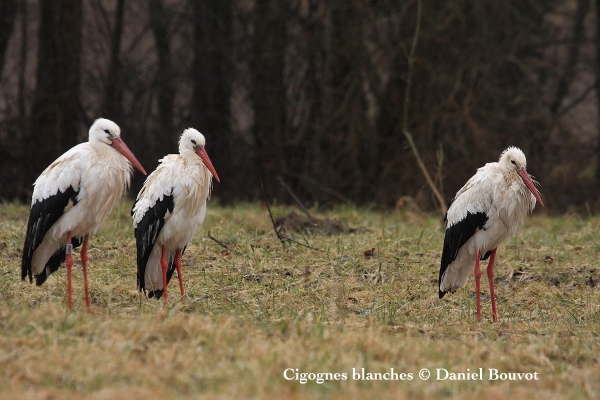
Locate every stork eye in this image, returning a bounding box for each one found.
[191,139,197,145]
[511,160,516,166]
[104,129,110,134]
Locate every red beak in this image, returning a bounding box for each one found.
[110,137,147,175]
[195,146,220,182]
[517,168,544,207]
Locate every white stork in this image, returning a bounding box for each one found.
[21,118,146,313]
[131,128,220,305]
[438,146,544,322]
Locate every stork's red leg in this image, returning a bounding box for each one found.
[161,245,168,307]
[487,248,498,323]
[82,234,91,314]
[66,231,73,310]
[474,250,482,322]
[175,248,185,299]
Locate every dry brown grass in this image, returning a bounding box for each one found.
[0,201,599,399]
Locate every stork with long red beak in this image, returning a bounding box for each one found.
[438,146,544,322]
[21,118,146,313]
[132,128,220,305]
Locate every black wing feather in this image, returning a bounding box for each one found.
[133,193,174,297]
[21,186,79,284]
[438,211,488,298]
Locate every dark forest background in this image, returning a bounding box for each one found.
[1,0,599,213]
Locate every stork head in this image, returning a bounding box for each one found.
[179,128,220,182]
[89,118,147,175]
[500,146,544,207]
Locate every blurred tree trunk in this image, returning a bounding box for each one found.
[303,0,326,199]
[190,1,233,194]
[328,0,369,201]
[0,0,18,74]
[374,2,410,206]
[29,0,82,186]
[102,0,125,121]
[149,0,175,153]
[550,0,589,114]
[0,0,19,199]
[17,0,26,120]
[596,0,600,197]
[253,0,286,196]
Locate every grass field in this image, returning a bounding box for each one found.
[0,201,599,399]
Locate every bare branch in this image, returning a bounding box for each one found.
[278,176,312,219]
[280,170,350,203]
[260,175,287,247]
[207,232,229,249]
[558,82,596,117]
[261,175,321,251]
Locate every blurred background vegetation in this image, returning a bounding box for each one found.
[0,0,598,212]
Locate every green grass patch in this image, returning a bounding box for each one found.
[0,201,598,399]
